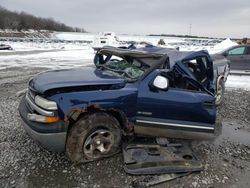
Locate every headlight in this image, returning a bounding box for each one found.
[35,95,57,110]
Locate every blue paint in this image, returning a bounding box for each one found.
[22,46,229,138]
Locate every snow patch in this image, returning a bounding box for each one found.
[209,38,238,54]
[226,75,250,90]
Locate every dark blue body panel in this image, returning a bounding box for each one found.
[30,67,125,94]
[45,68,216,134]
[24,46,220,140]
[48,84,138,120]
[137,70,216,125]
[18,46,226,152]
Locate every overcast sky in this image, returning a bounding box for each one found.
[1,0,250,38]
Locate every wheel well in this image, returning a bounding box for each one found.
[66,107,128,132]
[106,109,127,129]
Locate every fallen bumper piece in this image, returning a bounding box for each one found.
[123,140,203,175]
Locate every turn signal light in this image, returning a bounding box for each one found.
[44,116,60,123]
[27,113,59,123]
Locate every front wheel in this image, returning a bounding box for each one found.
[66,112,121,162]
[215,79,225,106]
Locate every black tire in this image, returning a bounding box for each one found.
[215,79,225,106]
[66,112,121,162]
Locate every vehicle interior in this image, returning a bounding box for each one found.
[94,51,168,81]
[160,57,209,92]
[94,54,149,80]
[184,57,208,84]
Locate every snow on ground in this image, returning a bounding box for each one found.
[54,32,95,41]
[225,74,250,90]
[118,35,185,45]
[0,49,249,91]
[208,38,238,54]
[0,33,248,90]
[54,32,185,45]
[1,32,236,53]
[0,41,91,52]
[0,48,94,69]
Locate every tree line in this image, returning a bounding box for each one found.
[0,6,85,32]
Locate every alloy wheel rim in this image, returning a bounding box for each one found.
[83,129,114,159]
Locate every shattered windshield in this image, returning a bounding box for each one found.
[102,59,144,80]
[95,54,146,81]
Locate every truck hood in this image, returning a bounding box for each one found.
[29,66,125,94]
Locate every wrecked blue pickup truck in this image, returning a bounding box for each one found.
[18,46,229,162]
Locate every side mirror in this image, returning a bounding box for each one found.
[152,75,169,90]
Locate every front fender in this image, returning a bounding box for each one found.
[48,86,138,122]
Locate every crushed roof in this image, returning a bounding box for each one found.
[98,45,210,66]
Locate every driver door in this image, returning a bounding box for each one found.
[135,71,216,139]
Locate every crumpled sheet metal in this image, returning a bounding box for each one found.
[123,141,203,175]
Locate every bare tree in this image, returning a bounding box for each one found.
[0,6,86,32]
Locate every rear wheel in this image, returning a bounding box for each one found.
[215,79,225,106]
[66,112,121,162]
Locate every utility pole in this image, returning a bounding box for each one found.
[189,24,192,36]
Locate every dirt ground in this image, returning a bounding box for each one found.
[0,67,249,188]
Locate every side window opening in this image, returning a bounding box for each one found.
[162,57,208,92]
[161,69,199,91]
[184,58,207,83]
[228,47,245,55]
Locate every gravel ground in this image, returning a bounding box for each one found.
[0,67,250,188]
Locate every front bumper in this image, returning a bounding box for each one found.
[18,96,67,152]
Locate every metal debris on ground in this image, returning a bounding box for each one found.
[131,172,189,188]
[123,138,203,187]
